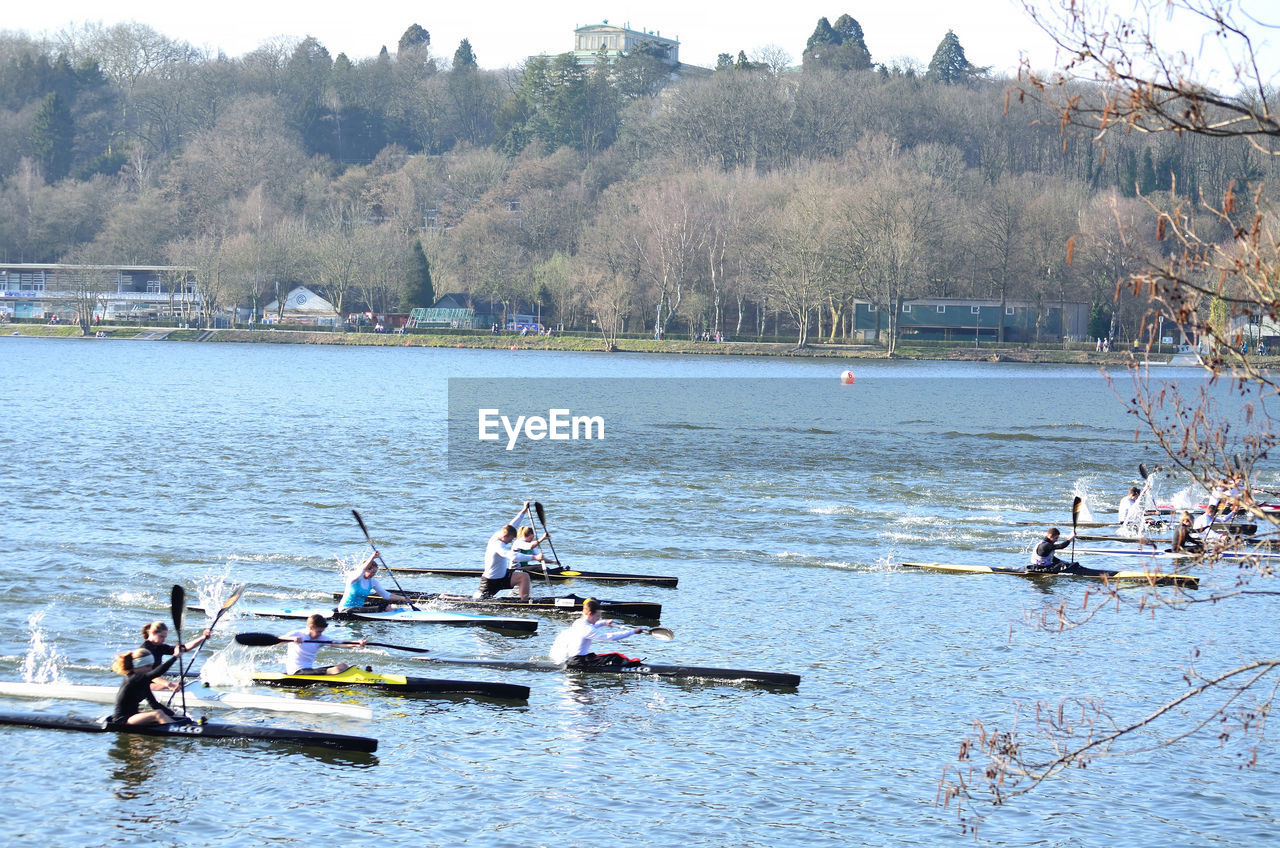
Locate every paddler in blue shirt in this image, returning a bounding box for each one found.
[1029,527,1077,573]
[337,554,408,613]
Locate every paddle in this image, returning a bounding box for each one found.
[645,626,675,641]
[533,501,566,588]
[234,632,431,654]
[1071,496,1082,565]
[351,509,418,611]
[166,584,244,707]
[525,502,552,589]
[169,585,189,717]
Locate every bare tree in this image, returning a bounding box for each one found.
[942,0,1280,828]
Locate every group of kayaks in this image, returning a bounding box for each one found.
[0,511,800,754]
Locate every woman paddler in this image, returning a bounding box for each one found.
[109,647,190,726]
[337,554,408,613]
[138,620,211,691]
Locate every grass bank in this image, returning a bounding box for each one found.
[1,323,1151,365]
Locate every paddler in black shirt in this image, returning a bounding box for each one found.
[109,647,190,726]
[1029,527,1077,573]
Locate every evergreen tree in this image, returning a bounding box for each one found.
[803,15,871,71]
[925,30,984,84]
[31,91,74,181]
[715,53,735,71]
[401,240,435,312]
[453,39,478,72]
[398,24,431,54]
[1139,149,1158,194]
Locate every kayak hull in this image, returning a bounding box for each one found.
[901,561,1199,588]
[394,565,678,587]
[249,667,530,700]
[0,710,377,753]
[339,592,662,621]
[415,657,800,687]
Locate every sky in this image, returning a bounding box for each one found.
[3,1,1269,84]
[3,1,1075,75]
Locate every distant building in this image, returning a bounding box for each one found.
[572,21,679,66]
[853,297,1090,343]
[262,286,340,326]
[0,263,199,321]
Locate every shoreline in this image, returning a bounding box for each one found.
[1,324,1160,365]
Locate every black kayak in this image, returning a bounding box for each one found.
[0,710,377,753]
[392,564,678,587]
[415,657,800,688]
[334,591,662,621]
[248,666,530,700]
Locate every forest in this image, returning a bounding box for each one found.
[0,14,1275,345]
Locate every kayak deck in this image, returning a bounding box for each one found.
[203,605,539,633]
[0,710,377,753]
[250,666,530,700]
[338,592,662,621]
[901,561,1199,589]
[415,657,800,688]
[0,680,374,720]
[392,565,678,587]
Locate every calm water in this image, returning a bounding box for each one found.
[0,337,1274,847]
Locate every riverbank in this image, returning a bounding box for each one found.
[1,323,1158,365]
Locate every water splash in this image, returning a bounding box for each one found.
[22,609,67,683]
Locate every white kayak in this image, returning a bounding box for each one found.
[235,605,539,633]
[0,680,374,720]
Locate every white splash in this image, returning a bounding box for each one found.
[22,609,66,684]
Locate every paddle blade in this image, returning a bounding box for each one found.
[170,585,186,632]
[352,509,371,541]
[222,584,246,611]
[1139,463,1149,479]
[648,627,674,641]
[234,633,286,647]
[534,501,547,527]
[1072,497,1082,529]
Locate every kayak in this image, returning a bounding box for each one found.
[249,666,530,700]
[414,657,801,688]
[392,564,678,587]
[901,561,1200,589]
[0,680,373,720]
[206,605,539,633]
[334,592,662,621]
[0,710,377,753]
[1074,546,1280,560]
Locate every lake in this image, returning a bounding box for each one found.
[0,337,1273,847]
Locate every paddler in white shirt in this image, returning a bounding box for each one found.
[549,598,644,668]
[1117,486,1143,527]
[280,614,367,675]
[479,502,555,602]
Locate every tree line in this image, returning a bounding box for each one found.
[0,15,1274,345]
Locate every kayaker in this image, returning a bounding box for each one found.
[281,614,367,675]
[479,502,555,602]
[109,647,189,726]
[1028,527,1077,573]
[139,620,212,691]
[549,598,644,668]
[337,554,408,613]
[1117,486,1143,526]
[1171,510,1204,553]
